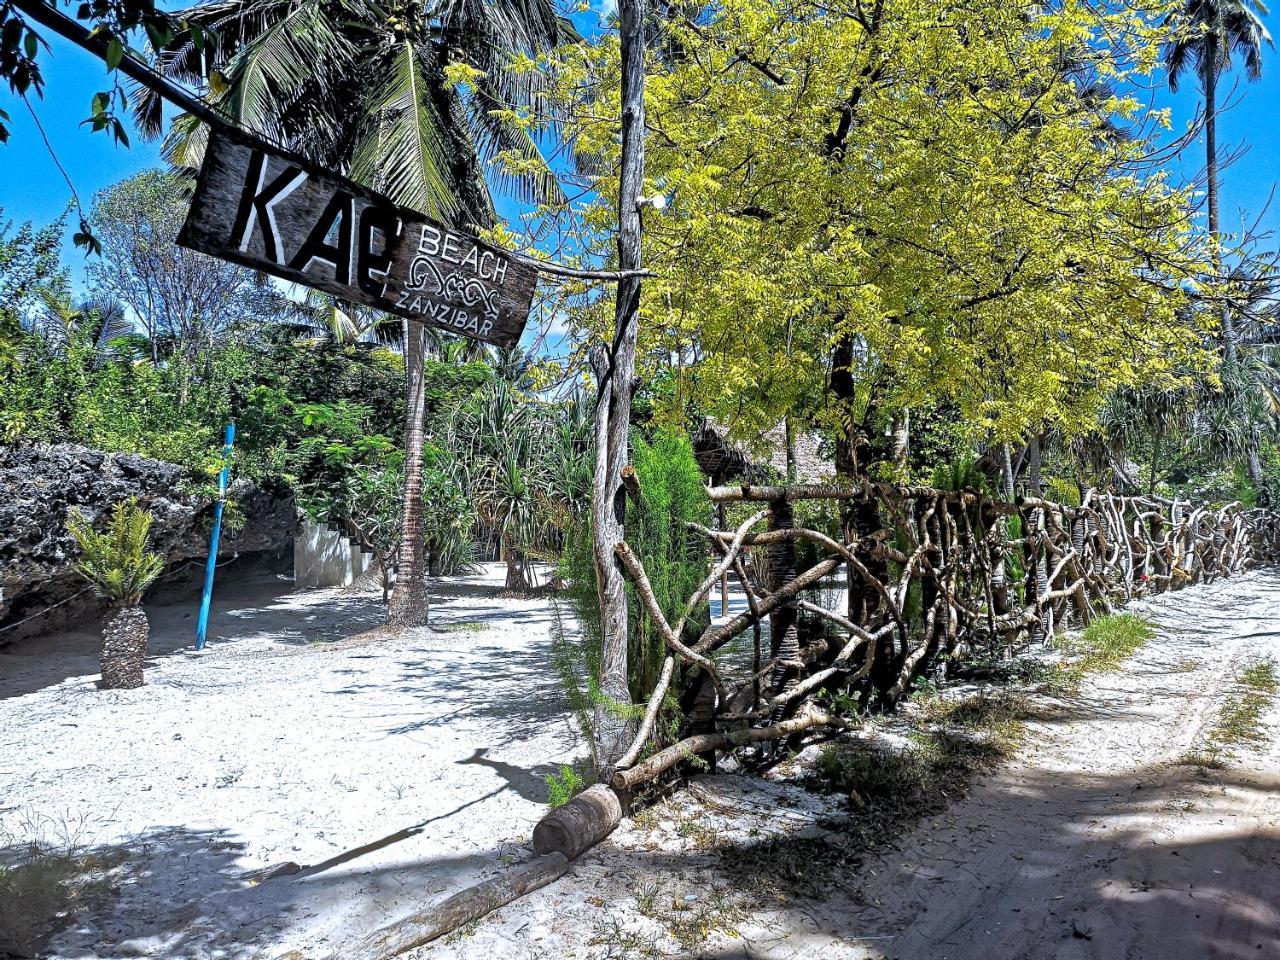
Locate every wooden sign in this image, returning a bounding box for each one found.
[177,130,538,348]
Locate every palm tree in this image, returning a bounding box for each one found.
[1165,0,1273,361]
[141,0,573,626]
[139,0,571,221]
[67,499,165,690]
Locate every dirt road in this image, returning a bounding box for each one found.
[854,570,1280,960]
[422,571,1280,960]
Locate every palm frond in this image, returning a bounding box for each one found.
[67,498,166,606]
[349,41,463,218]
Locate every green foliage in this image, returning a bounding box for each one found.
[929,456,989,493]
[0,209,67,339]
[1043,477,1082,508]
[66,498,165,606]
[544,764,586,808]
[627,429,714,699]
[551,0,1211,452]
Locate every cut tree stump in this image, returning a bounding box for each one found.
[532,784,624,859]
[341,852,571,960]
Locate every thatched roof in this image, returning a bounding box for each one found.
[691,419,831,483]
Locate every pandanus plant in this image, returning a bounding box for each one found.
[66,499,165,689]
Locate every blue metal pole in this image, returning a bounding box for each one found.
[196,423,236,650]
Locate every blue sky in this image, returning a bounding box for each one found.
[3,18,1280,288]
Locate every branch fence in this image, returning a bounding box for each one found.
[609,481,1280,792]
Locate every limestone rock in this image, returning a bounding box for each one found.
[0,443,296,640]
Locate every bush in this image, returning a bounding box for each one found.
[66,498,164,606]
[554,426,710,753]
[544,764,586,808]
[627,429,714,697]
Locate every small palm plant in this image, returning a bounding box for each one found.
[66,499,165,690]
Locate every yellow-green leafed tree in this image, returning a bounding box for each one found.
[537,0,1215,467]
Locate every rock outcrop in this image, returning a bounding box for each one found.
[0,444,296,641]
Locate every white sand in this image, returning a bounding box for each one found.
[1,564,584,959]
[420,570,1280,960]
[4,567,1280,960]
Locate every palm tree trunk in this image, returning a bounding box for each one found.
[1246,444,1266,498]
[1204,35,1238,364]
[100,605,148,689]
[503,535,531,592]
[388,319,430,628]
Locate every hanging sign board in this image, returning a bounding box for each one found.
[177,130,537,348]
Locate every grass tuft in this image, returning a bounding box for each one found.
[1070,614,1156,673]
[1180,657,1277,769]
[0,815,122,958]
[718,689,1033,903]
[1052,613,1155,691]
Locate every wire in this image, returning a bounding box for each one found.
[0,554,242,636]
[20,92,91,228]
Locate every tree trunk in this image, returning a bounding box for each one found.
[1149,422,1163,497]
[1204,33,1237,363]
[1203,40,1260,492]
[388,319,430,628]
[831,333,888,684]
[101,606,148,689]
[1028,435,1042,496]
[504,536,531,592]
[590,0,647,773]
[784,415,797,481]
[1000,443,1015,499]
[890,409,910,469]
[1247,444,1267,502]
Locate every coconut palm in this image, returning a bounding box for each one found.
[140,0,573,626]
[66,499,165,690]
[33,287,133,357]
[139,0,572,223]
[286,289,398,346]
[1165,0,1273,359]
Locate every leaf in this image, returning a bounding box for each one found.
[348,42,459,219]
[105,37,124,71]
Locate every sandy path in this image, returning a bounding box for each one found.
[852,570,1280,960]
[5,567,1278,959]
[0,564,584,960]
[413,571,1280,960]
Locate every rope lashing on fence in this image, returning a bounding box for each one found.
[607,481,1280,792]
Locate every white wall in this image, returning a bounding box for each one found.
[294,518,374,589]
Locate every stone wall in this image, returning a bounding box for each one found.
[0,444,297,641]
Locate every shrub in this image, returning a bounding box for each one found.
[544,764,586,808]
[66,499,164,606]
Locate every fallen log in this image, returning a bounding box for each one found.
[340,852,571,960]
[532,783,624,859]
[610,706,841,792]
